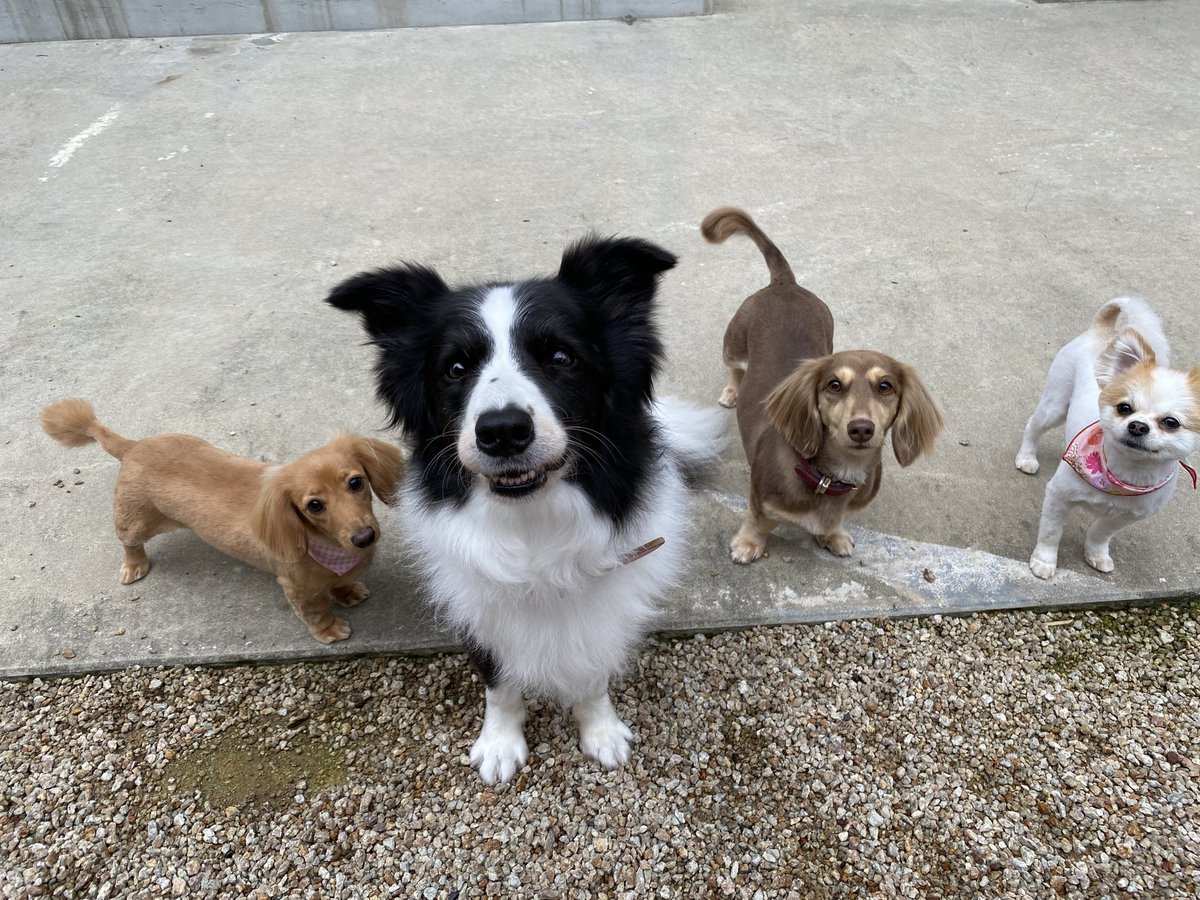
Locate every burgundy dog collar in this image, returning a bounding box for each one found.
[794,455,859,496]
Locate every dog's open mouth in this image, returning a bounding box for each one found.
[487,457,567,497]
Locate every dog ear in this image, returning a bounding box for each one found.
[891,364,944,467]
[764,358,825,458]
[1096,328,1156,386]
[350,437,405,506]
[325,265,449,339]
[250,469,308,563]
[556,236,677,321]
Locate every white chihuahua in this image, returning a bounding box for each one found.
[1016,296,1198,579]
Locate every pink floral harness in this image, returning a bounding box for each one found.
[1061,421,1197,496]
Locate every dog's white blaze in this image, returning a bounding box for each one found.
[456,286,567,471]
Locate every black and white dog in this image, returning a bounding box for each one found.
[328,237,725,784]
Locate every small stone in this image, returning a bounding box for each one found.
[61,649,76,659]
[922,568,936,583]
[1166,751,1181,765]
[27,501,35,508]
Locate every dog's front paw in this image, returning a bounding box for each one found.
[1015,452,1040,475]
[470,731,529,785]
[579,717,634,771]
[718,386,738,409]
[730,534,767,564]
[1029,553,1057,580]
[310,616,351,643]
[817,530,854,557]
[118,560,150,584]
[332,582,370,607]
[1085,552,1114,574]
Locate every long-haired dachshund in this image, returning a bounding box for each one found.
[41,398,404,643]
[702,207,944,562]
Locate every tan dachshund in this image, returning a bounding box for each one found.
[41,398,403,642]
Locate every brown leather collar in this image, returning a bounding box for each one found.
[794,455,859,496]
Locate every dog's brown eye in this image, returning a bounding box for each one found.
[549,349,575,368]
[1162,417,1180,431]
[306,498,325,513]
[1117,402,1133,415]
[447,361,467,381]
[828,379,842,393]
[877,380,893,394]
[348,476,364,492]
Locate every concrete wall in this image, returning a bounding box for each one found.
[1,0,712,42]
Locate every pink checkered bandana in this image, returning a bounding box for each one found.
[307,537,365,576]
[1062,420,1197,496]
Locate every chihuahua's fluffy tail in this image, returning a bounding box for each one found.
[41,398,135,460]
[701,206,796,287]
[1093,296,1170,367]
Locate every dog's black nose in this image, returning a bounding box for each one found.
[351,526,377,549]
[1127,420,1150,438]
[848,418,876,444]
[476,406,535,457]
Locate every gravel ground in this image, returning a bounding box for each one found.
[2,603,1198,899]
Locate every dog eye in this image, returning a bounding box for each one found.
[877,380,893,394]
[348,476,365,492]
[306,499,325,513]
[549,349,575,369]
[1162,417,1180,431]
[1117,402,1133,415]
[827,379,842,393]
[446,361,468,381]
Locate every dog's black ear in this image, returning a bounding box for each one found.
[325,265,449,338]
[556,236,677,320]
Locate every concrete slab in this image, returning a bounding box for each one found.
[3,0,1199,679]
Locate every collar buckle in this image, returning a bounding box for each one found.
[814,474,833,495]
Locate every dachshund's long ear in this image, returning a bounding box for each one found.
[250,468,307,563]
[349,437,405,506]
[891,363,944,467]
[763,358,825,459]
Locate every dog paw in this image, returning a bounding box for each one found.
[1029,554,1057,580]
[310,616,351,643]
[718,386,738,409]
[470,731,529,785]
[118,561,150,584]
[730,535,767,564]
[333,582,370,607]
[579,717,634,771]
[1085,552,1114,574]
[817,530,854,557]
[1015,453,1040,475]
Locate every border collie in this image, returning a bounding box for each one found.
[327,236,725,784]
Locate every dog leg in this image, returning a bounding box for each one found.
[469,682,528,785]
[816,528,855,557]
[278,577,351,643]
[1029,487,1070,579]
[730,505,776,564]
[1016,355,1075,474]
[719,365,745,409]
[119,544,151,584]
[574,690,634,771]
[1083,512,1138,574]
[331,582,370,607]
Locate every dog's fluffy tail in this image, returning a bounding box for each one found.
[41,398,134,460]
[652,396,729,476]
[1092,295,1170,367]
[700,206,796,286]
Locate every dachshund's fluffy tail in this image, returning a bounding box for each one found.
[41,398,134,460]
[701,206,796,286]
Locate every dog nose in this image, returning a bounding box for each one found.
[1127,420,1150,438]
[351,526,377,549]
[476,406,535,457]
[847,419,876,444]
